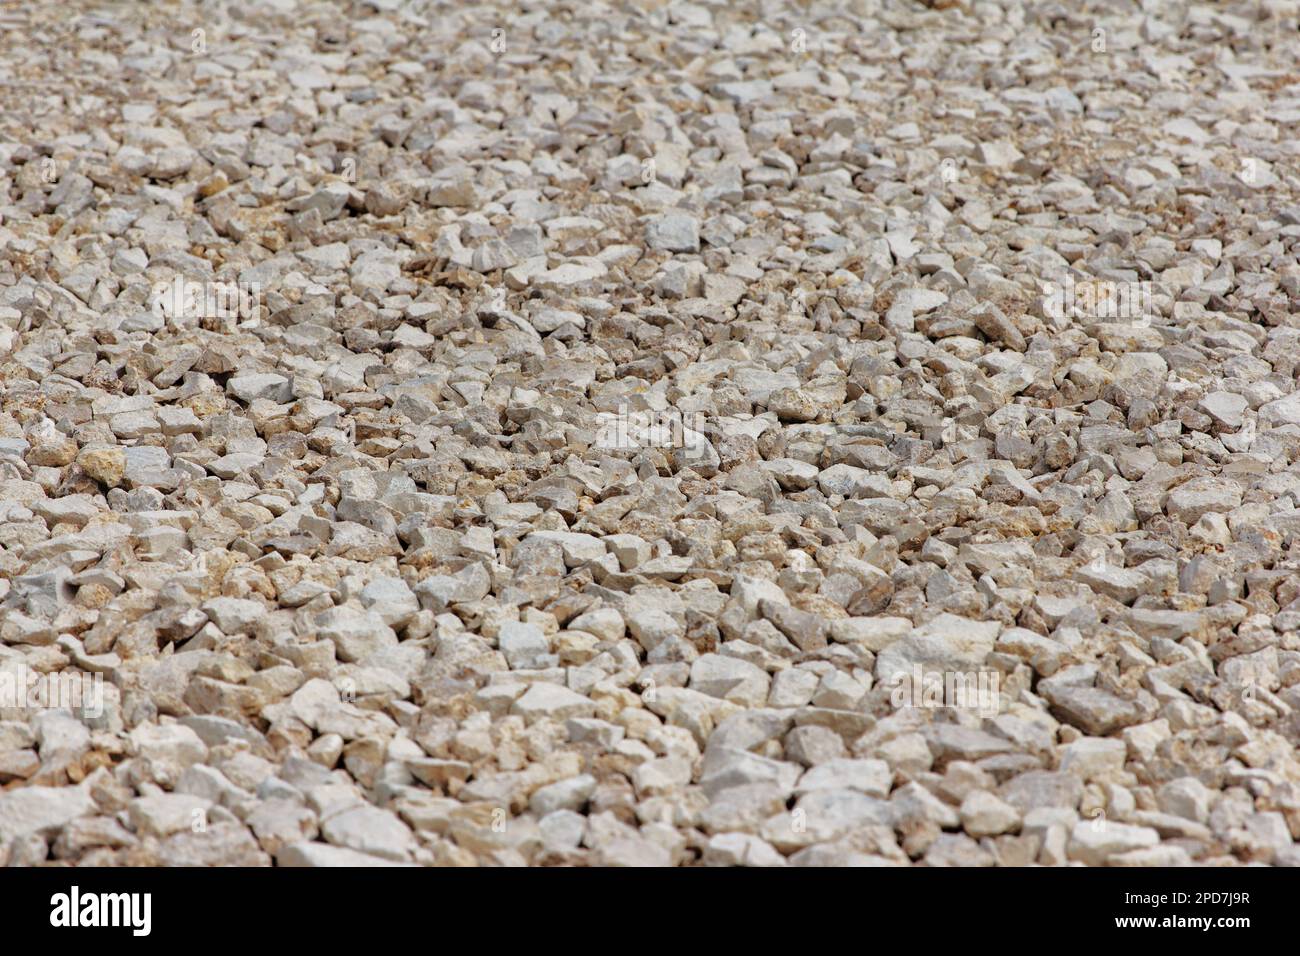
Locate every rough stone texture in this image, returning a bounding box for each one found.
[1,0,1299,870]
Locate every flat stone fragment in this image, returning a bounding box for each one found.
[320,806,419,862]
[645,214,700,253]
[277,842,415,867]
[1041,684,1145,736]
[511,683,597,722]
[1068,821,1159,865]
[1165,478,1242,525]
[0,786,96,843]
[875,614,1001,685]
[227,373,292,404]
[796,759,891,798]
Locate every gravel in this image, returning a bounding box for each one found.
[2,0,1300,869]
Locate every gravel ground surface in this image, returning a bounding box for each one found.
[2,0,1300,867]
